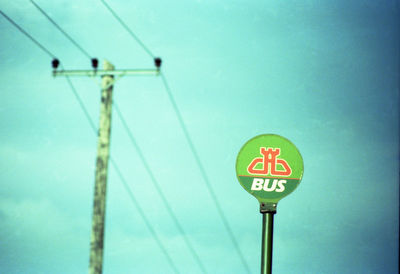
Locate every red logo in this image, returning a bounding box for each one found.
[247,147,292,176]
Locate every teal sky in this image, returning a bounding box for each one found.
[0,0,398,273]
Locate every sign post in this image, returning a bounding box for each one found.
[261,209,274,274]
[236,134,304,274]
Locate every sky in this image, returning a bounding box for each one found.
[0,0,398,273]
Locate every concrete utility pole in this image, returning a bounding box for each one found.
[53,58,160,274]
[89,60,114,274]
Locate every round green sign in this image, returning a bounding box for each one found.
[236,134,304,204]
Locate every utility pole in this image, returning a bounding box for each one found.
[89,60,114,274]
[53,58,161,274]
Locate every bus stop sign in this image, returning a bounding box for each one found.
[236,134,304,204]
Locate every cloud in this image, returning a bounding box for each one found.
[0,197,90,272]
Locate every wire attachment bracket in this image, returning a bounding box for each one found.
[260,203,277,214]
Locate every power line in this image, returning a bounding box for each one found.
[30,0,92,60]
[53,11,204,265]
[37,0,200,263]
[62,73,181,273]
[4,4,247,271]
[160,73,251,273]
[0,10,178,271]
[109,157,180,274]
[96,1,249,269]
[0,9,56,58]
[99,0,155,59]
[63,77,180,274]
[63,73,97,133]
[113,102,207,274]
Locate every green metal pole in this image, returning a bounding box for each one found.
[260,203,276,274]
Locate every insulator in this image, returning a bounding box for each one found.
[52,58,60,69]
[91,58,99,69]
[154,57,162,68]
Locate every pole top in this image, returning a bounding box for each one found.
[103,60,114,70]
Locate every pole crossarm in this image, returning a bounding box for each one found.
[53,68,159,77]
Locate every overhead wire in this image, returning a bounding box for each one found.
[64,79,180,274]
[63,75,181,274]
[0,9,56,59]
[160,74,251,273]
[30,2,206,271]
[113,102,207,274]
[30,0,90,59]
[64,73,97,133]
[6,2,248,271]
[97,2,251,272]
[109,157,180,274]
[30,0,92,60]
[99,0,155,59]
[0,9,179,273]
